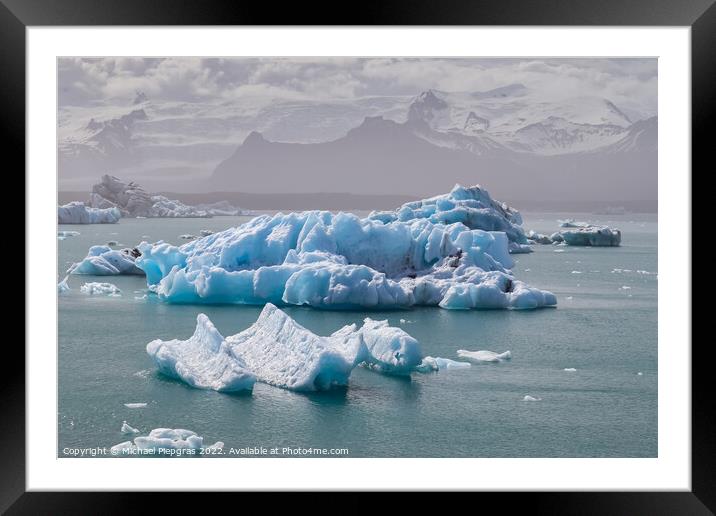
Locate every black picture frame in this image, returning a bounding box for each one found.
[6,0,708,511]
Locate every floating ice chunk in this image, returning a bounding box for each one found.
[566,296,573,300]
[111,428,222,456]
[416,356,472,372]
[571,270,582,274]
[58,230,80,239]
[179,234,196,240]
[80,282,122,296]
[456,349,512,363]
[563,368,577,372]
[124,403,147,408]
[57,276,71,294]
[69,245,144,276]
[58,201,121,224]
[523,395,541,401]
[121,421,140,435]
[637,372,643,376]
[332,318,423,375]
[107,240,119,246]
[560,226,621,246]
[199,229,214,236]
[146,314,256,392]
[225,304,367,391]
[527,230,552,245]
[620,285,632,290]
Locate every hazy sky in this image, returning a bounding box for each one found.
[59,57,657,114]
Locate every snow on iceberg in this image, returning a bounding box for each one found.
[146,313,256,392]
[69,245,144,275]
[80,282,122,296]
[561,226,621,247]
[111,428,223,455]
[416,356,472,372]
[132,205,555,310]
[58,202,120,224]
[456,349,512,363]
[368,184,529,247]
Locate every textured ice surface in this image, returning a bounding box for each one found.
[146,314,256,392]
[58,202,120,224]
[69,245,144,276]
[456,349,512,363]
[368,184,529,245]
[90,175,212,218]
[111,428,223,455]
[80,282,121,296]
[129,192,555,311]
[416,356,472,372]
[121,421,140,435]
[146,304,440,393]
[331,318,423,375]
[225,304,367,391]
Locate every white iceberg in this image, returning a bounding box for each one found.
[58,230,80,239]
[456,349,512,363]
[523,395,541,401]
[69,245,143,275]
[225,304,366,391]
[416,356,472,372]
[57,276,71,294]
[130,201,555,311]
[111,428,223,455]
[331,318,423,375]
[80,282,122,296]
[121,421,140,435]
[146,314,256,392]
[58,201,120,224]
[146,304,441,393]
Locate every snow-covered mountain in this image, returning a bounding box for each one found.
[58,84,656,199]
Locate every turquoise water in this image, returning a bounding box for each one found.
[57,213,657,457]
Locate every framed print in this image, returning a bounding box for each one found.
[7,0,711,510]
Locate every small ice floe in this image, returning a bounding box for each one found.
[179,234,196,240]
[571,270,582,274]
[399,318,413,324]
[121,421,140,435]
[134,294,147,300]
[566,296,573,300]
[416,356,471,372]
[107,240,119,246]
[199,229,214,236]
[563,368,577,372]
[57,276,71,294]
[111,428,223,456]
[620,285,632,290]
[523,395,541,401]
[124,403,147,408]
[554,249,565,253]
[637,372,643,376]
[57,230,80,239]
[133,369,152,378]
[80,282,121,296]
[457,349,511,363]
[636,270,657,275]
[524,268,531,272]
[141,235,151,240]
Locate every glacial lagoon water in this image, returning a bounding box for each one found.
[58,213,657,457]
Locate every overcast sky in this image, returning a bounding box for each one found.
[59,57,657,113]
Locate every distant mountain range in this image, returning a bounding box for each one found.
[58,84,656,201]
